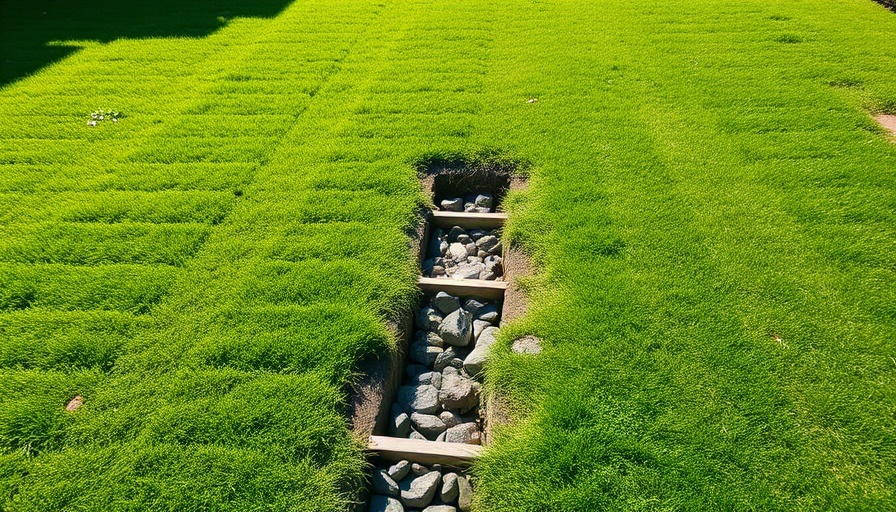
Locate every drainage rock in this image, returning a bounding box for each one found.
[372,469,400,497]
[369,495,404,512]
[438,309,473,347]
[400,470,441,508]
[398,384,440,415]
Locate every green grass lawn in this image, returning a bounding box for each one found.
[1,0,895,510]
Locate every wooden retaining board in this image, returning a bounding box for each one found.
[431,211,507,230]
[368,435,481,466]
[418,277,507,302]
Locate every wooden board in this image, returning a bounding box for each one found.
[418,277,507,301]
[431,211,507,229]
[368,435,481,466]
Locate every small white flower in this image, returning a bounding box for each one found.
[87,120,97,126]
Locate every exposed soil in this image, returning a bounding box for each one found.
[875,114,896,138]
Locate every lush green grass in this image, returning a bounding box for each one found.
[2,0,895,510]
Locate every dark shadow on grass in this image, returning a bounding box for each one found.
[0,0,293,87]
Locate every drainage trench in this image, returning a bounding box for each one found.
[359,168,525,512]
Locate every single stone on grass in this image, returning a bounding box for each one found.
[373,469,400,496]
[464,326,499,377]
[388,460,411,481]
[417,307,443,330]
[438,309,473,347]
[441,472,459,502]
[400,470,441,508]
[398,384,440,414]
[441,198,463,211]
[512,335,543,355]
[444,422,481,445]
[451,262,482,280]
[411,412,448,438]
[432,292,460,314]
[369,495,404,512]
[457,476,473,512]
[439,373,478,412]
[390,411,411,437]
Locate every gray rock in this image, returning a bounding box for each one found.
[447,226,465,243]
[439,410,462,428]
[412,371,442,390]
[390,411,411,437]
[416,331,445,348]
[411,341,444,366]
[451,262,482,280]
[449,357,465,370]
[439,373,478,412]
[475,235,499,252]
[408,428,427,440]
[398,385,440,414]
[432,265,446,276]
[440,198,463,211]
[444,422,481,444]
[475,304,499,323]
[432,292,460,314]
[464,243,478,256]
[448,242,468,262]
[400,470,441,508]
[483,255,502,276]
[468,228,486,241]
[477,250,489,258]
[456,234,472,245]
[462,299,485,316]
[439,241,449,256]
[416,307,443,331]
[388,460,411,481]
[433,346,458,372]
[423,506,457,512]
[411,412,447,438]
[441,472,459,503]
[463,202,476,212]
[473,320,491,340]
[373,469,399,496]
[410,463,430,477]
[435,431,446,442]
[474,193,493,209]
[457,475,473,512]
[463,326,500,377]
[512,335,543,355]
[369,495,404,512]
[438,309,473,347]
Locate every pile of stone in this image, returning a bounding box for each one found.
[368,460,473,512]
[389,292,500,444]
[422,226,503,281]
[439,193,494,213]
